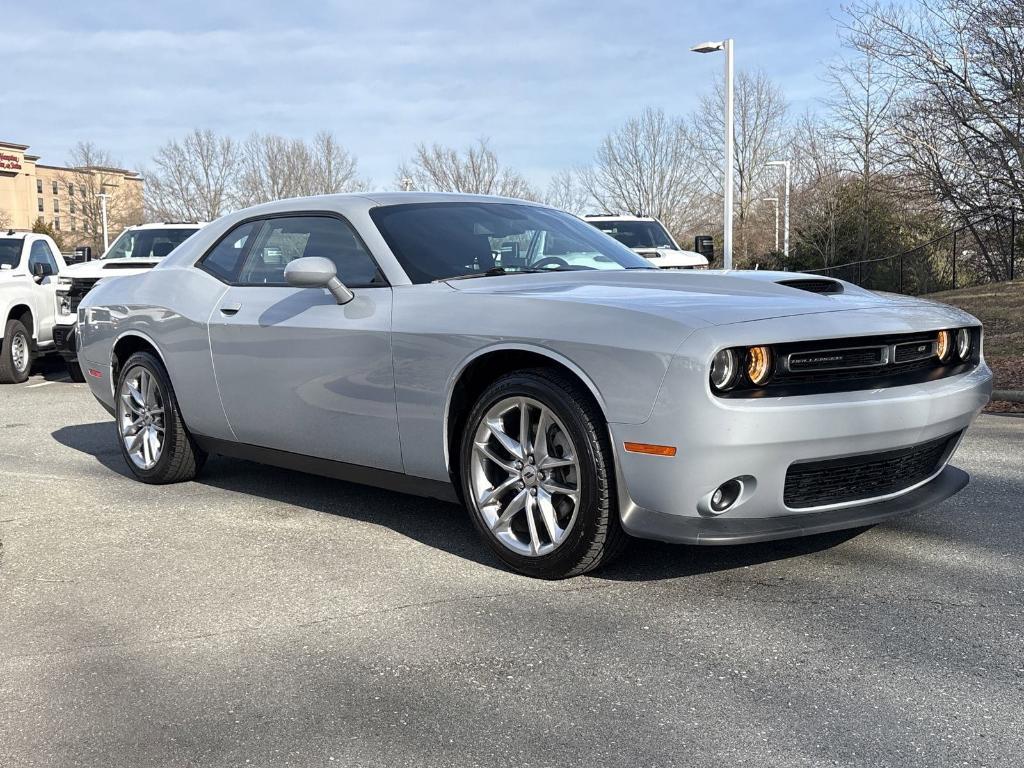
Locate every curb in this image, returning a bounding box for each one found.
[992,389,1024,403]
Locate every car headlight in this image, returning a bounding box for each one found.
[955,328,972,360]
[936,330,952,362]
[710,349,740,391]
[746,345,773,386]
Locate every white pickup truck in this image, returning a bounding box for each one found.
[583,214,709,269]
[54,222,204,380]
[0,231,67,383]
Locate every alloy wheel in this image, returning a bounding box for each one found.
[469,396,582,556]
[11,333,28,373]
[118,366,166,470]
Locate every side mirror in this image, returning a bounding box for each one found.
[284,257,354,305]
[32,262,54,281]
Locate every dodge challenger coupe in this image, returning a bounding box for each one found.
[77,193,992,578]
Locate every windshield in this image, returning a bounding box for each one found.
[0,239,22,270]
[587,219,676,250]
[101,227,199,260]
[370,203,651,283]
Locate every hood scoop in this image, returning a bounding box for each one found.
[777,278,844,295]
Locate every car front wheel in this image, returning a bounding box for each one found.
[460,369,626,578]
[115,351,205,484]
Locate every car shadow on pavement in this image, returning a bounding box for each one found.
[28,355,72,382]
[52,420,869,581]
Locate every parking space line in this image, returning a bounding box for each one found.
[26,381,54,389]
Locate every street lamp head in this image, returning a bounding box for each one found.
[690,40,725,53]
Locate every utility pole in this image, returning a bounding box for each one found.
[766,160,790,259]
[692,39,734,269]
[96,192,109,252]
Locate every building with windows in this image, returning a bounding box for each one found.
[0,140,143,249]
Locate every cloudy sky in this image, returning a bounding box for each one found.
[7,0,849,188]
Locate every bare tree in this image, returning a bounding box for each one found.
[239,131,366,207]
[396,138,537,199]
[790,112,847,267]
[843,0,1024,278]
[691,70,790,262]
[827,30,901,262]
[146,129,241,222]
[308,131,364,196]
[544,168,591,214]
[578,107,702,238]
[59,142,143,253]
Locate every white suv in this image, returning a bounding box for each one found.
[583,214,709,269]
[0,231,67,383]
[54,222,204,380]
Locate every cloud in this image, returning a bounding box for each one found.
[5,0,841,187]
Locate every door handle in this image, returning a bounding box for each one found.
[219,302,242,316]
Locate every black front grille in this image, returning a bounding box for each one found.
[783,432,961,509]
[788,346,885,372]
[720,329,980,398]
[66,278,99,313]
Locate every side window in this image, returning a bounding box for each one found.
[236,215,383,288]
[28,241,59,275]
[198,220,263,283]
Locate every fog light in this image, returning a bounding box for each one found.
[710,478,742,514]
[955,328,972,360]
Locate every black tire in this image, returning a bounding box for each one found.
[460,368,627,578]
[66,360,86,383]
[0,319,33,384]
[115,351,206,484]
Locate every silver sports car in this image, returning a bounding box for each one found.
[77,193,992,578]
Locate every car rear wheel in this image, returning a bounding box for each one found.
[0,319,33,384]
[115,351,206,484]
[460,369,626,578]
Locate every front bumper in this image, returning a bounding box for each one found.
[609,313,992,545]
[620,465,968,544]
[52,322,78,362]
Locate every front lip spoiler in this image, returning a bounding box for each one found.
[620,465,969,545]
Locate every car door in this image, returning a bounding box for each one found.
[205,213,402,471]
[27,239,61,344]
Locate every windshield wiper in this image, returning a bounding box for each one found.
[438,267,512,282]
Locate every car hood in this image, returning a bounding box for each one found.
[444,269,970,327]
[633,248,708,267]
[62,258,163,280]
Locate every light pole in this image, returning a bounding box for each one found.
[96,192,110,252]
[691,38,734,270]
[763,197,779,252]
[766,160,790,259]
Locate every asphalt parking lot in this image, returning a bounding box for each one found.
[1,360,1022,767]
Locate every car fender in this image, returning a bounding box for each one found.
[106,329,171,397]
[0,283,37,341]
[441,341,611,471]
